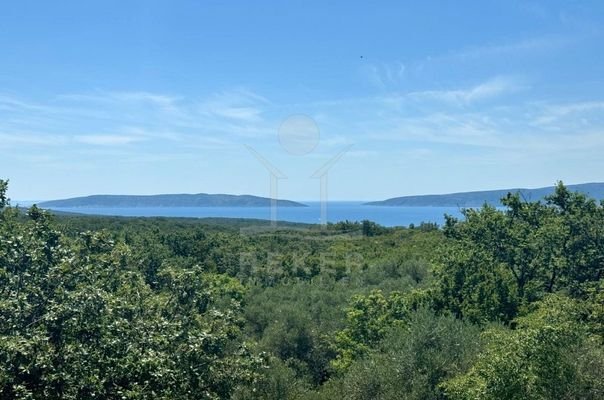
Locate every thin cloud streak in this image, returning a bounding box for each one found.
[74,134,146,146]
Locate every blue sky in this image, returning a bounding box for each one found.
[2,1,604,201]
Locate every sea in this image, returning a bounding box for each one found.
[34,202,469,227]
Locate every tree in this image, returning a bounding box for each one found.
[330,289,432,372]
[0,181,262,399]
[442,295,604,400]
[0,179,8,209]
[319,308,481,400]
[434,183,604,323]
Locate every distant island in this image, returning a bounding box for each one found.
[39,194,308,208]
[365,182,604,207]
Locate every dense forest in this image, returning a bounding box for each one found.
[1,179,603,399]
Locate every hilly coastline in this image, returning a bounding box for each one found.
[39,194,307,208]
[365,182,604,207]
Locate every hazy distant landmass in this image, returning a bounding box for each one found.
[39,194,308,208]
[365,182,604,207]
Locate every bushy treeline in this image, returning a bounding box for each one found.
[1,179,603,399]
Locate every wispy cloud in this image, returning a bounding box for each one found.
[360,34,573,93]
[450,35,573,61]
[198,89,269,123]
[530,101,604,128]
[3,76,604,186]
[58,91,181,110]
[0,87,276,152]
[363,62,407,90]
[408,76,523,105]
[364,97,604,161]
[0,132,68,147]
[74,134,146,146]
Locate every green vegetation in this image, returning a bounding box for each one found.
[1,179,603,399]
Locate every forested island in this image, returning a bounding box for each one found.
[40,193,307,208]
[1,178,603,399]
[366,181,604,207]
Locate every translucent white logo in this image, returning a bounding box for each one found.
[247,114,351,227]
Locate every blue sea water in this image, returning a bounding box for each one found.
[41,202,468,227]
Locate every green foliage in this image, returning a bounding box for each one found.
[0,179,9,209]
[585,280,604,340]
[1,180,603,399]
[317,308,481,400]
[233,357,310,400]
[331,290,396,372]
[435,183,604,323]
[245,283,346,385]
[442,295,603,400]
[361,220,386,237]
[331,289,433,372]
[0,189,261,399]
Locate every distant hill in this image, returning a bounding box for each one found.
[365,182,604,207]
[39,194,307,208]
